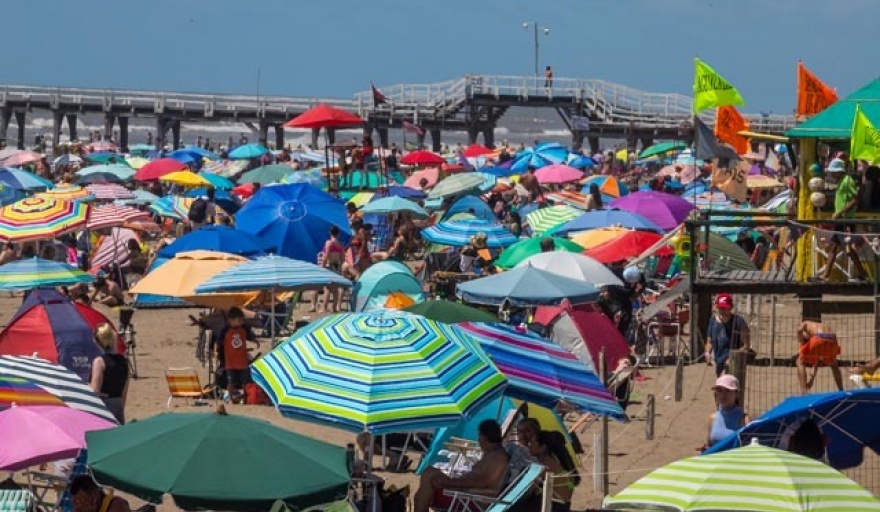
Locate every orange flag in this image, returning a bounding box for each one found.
[797,61,838,118]
[714,106,750,155]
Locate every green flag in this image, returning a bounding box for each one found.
[850,103,880,164]
[693,58,745,114]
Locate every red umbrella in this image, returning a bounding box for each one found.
[232,183,255,199]
[400,150,446,166]
[135,158,187,182]
[462,144,494,158]
[583,231,671,264]
[285,104,365,129]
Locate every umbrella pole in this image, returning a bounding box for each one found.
[271,290,276,344]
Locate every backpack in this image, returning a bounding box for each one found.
[244,382,270,405]
[188,198,208,223]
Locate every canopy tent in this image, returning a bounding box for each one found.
[533,304,631,375]
[351,261,424,312]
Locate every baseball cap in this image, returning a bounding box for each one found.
[713,374,739,391]
[715,293,733,309]
[826,158,846,173]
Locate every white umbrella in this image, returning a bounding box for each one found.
[517,251,624,287]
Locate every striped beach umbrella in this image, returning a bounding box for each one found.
[421,219,518,248]
[36,183,95,202]
[202,159,248,178]
[0,168,54,191]
[525,204,582,235]
[427,173,485,199]
[0,197,90,242]
[195,254,351,294]
[457,322,625,420]
[85,183,136,201]
[0,257,94,290]
[251,311,507,434]
[0,375,65,407]
[0,356,116,423]
[604,442,880,511]
[87,204,150,230]
[148,196,191,220]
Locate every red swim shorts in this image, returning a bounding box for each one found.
[799,334,841,366]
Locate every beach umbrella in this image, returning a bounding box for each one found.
[36,183,95,202]
[159,170,211,187]
[181,146,220,161]
[202,159,249,178]
[495,236,584,269]
[544,190,588,210]
[280,167,328,188]
[115,189,159,206]
[546,209,664,236]
[158,225,271,258]
[638,141,686,159]
[0,375,65,407]
[584,230,670,263]
[52,154,84,167]
[0,406,115,471]
[462,144,494,158]
[0,150,43,168]
[0,257,94,290]
[239,164,293,185]
[0,355,116,422]
[84,153,127,166]
[360,196,427,218]
[85,183,136,201]
[235,184,350,262]
[534,164,583,185]
[76,164,136,180]
[0,167,54,191]
[195,254,351,294]
[457,322,625,420]
[167,149,200,166]
[604,441,880,512]
[182,188,241,215]
[86,410,351,512]
[402,299,497,324]
[581,175,629,202]
[518,252,624,287]
[421,219,518,248]
[88,228,141,273]
[610,191,696,231]
[285,103,365,129]
[148,196,187,220]
[705,388,880,471]
[124,157,150,169]
[0,185,22,207]
[198,172,234,190]
[347,191,374,208]
[252,310,506,434]
[74,172,126,185]
[525,205,582,235]
[510,143,569,173]
[403,167,440,189]
[427,173,486,199]
[400,150,446,166]
[87,204,150,230]
[229,143,269,160]
[135,158,187,181]
[569,227,633,250]
[567,154,596,170]
[456,265,599,307]
[0,197,89,242]
[128,143,155,153]
[657,163,700,185]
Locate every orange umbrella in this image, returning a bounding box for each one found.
[385,292,417,309]
[569,227,632,250]
[584,231,672,264]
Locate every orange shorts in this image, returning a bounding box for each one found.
[799,334,840,366]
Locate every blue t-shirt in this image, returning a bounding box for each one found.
[707,314,749,365]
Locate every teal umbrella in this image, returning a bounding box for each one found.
[238,164,292,184]
[115,189,160,206]
[427,173,486,199]
[638,141,687,159]
[76,164,136,181]
[85,154,131,166]
[229,143,269,160]
[360,196,427,218]
[199,172,234,190]
[0,257,94,290]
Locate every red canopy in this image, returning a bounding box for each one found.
[534,303,631,374]
[285,104,365,129]
[135,158,187,182]
[462,144,494,158]
[400,150,446,166]
[583,231,672,264]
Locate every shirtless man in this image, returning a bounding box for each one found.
[796,320,843,394]
[413,420,509,512]
[90,275,126,307]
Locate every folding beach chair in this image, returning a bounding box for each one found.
[443,462,544,512]
[165,367,210,408]
[0,489,34,512]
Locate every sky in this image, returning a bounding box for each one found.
[3,0,879,116]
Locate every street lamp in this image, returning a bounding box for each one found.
[522,22,550,78]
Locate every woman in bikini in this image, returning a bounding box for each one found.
[313,226,346,313]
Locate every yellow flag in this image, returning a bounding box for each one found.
[850,103,880,164]
[693,59,745,114]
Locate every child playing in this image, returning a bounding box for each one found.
[216,307,259,403]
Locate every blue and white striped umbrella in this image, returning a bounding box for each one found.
[421,219,518,248]
[0,356,116,423]
[195,254,351,294]
[0,257,94,291]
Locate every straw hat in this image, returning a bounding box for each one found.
[95,323,116,351]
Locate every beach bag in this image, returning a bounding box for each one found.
[188,198,208,223]
[244,382,270,405]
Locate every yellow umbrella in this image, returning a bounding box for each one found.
[125,157,150,169]
[129,250,257,308]
[348,192,374,208]
[510,399,579,466]
[569,227,632,250]
[159,170,211,188]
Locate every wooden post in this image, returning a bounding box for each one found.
[770,295,777,366]
[597,347,609,496]
[646,394,655,440]
[674,356,683,402]
[729,350,748,411]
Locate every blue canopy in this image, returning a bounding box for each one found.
[351,261,424,312]
[546,209,664,236]
[456,265,599,307]
[442,196,496,223]
[704,388,880,470]
[158,225,271,258]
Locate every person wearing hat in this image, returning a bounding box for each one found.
[704,374,749,449]
[820,158,867,282]
[89,323,129,424]
[704,293,750,376]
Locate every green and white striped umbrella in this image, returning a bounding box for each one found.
[251,311,507,434]
[525,204,582,235]
[603,442,880,512]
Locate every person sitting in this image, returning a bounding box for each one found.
[529,431,580,512]
[413,420,510,512]
[796,320,844,394]
[90,273,126,307]
[69,475,130,512]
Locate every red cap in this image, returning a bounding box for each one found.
[715,293,733,309]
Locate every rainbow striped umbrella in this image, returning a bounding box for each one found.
[87,204,150,230]
[0,257,94,290]
[457,322,625,420]
[525,204,582,235]
[36,183,95,202]
[0,375,65,407]
[251,311,507,434]
[0,197,90,242]
[85,183,136,201]
[150,196,230,221]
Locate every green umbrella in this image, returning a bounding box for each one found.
[85,153,131,166]
[86,410,351,511]
[495,237,584,269]
[238,164,293,185]
[403,299,497,323]
[638,141,687,159]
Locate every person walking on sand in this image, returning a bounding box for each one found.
[796,319,844,394]
[704,293,749,376]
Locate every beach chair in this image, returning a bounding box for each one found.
[443,462,544,512]
[165,367,209,408]
[0,490,34,512]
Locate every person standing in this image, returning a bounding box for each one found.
[704,293,750,376]
[544,66,553,89]
[89,324,129,424]
[796,319,844,394]
[216,307,259,403]
[704,375,749,449]
[821,158,867,281]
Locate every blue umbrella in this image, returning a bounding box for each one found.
[442,196,496,223]
[0,168,54,191]
[183,188,242,215]
[510,142,569,174]
[480,166,519,178]
[455,265,599,306]
[382,185,426,200]
[229,143,269,160]
[167,149,199,166]
[183,146,220,160]
[235,183,350,263]
[546,209,664,236]
[567,154,596,170]
[705,388,880,470]
[197,173,234,190]
[361,196,427,218]
[421,219,517,248]
[0,183,23,206]
[158,225,272,258]
[196,254,351,294]
[0,257,95,290]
